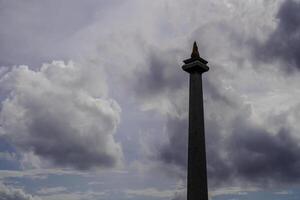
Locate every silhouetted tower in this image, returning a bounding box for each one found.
[182,42,209,200]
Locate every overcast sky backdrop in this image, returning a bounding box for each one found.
[1,0,300,200]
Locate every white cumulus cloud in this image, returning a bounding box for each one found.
[0,60,122,170]
[0,183,39,200]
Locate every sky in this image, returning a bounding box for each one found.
[0,0,300,199]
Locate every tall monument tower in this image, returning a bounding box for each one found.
[182,42,209,200]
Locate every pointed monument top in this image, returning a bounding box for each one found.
[183,41,208,65]
[191,41,200,58]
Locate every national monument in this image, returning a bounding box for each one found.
[182,42,209,200]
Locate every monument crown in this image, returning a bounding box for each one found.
[182,42,209,74]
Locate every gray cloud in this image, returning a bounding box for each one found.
[153,75,300,188]
[1,0,299,197]
[135,49,185,100]
[0,0,121,67]
[0,183,39,200]
[254,0,300,71]
[229,120,300,186]
[171,190,186,200]
[114,0,300,190]
[158,117,188,173]
[134,41,300,188]
[0,61,122,170]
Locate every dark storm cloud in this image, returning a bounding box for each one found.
[25,111,116,170]
[157,116,233,187]
[132,45,237,186]
[254,0,300,71]
[158,117,188,171]
[140,52,300,188]
[134,49,185,100]
[157,95,300,188]
[151,77,234,187]
[205,118,231,187]
[229,120,300,185]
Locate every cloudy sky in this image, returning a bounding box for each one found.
[1,0,300,199]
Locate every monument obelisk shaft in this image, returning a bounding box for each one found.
[182,42,209,200]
